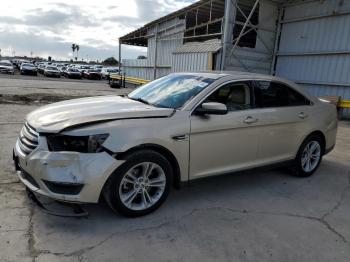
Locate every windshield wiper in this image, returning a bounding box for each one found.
[128,96,151,105]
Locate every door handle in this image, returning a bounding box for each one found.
[243,116,258,124]
[298,112,308,119]
[172,134,189,141]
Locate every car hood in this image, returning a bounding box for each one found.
[0,65,13,69]
[46,70,60,73]
[26,95,174,133]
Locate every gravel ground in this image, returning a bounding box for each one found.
[0,74,349,262]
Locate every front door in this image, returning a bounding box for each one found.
[189,81,260,179]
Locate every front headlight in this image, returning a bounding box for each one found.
[47,134,109,153]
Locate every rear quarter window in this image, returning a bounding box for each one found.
[254,81,310,108]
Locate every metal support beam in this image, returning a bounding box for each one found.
[281,10,350,24]
[277,50,350,56]
[232,0,259,51]
[226,0,260,72]
[220,0,236,70]
[270,6,283,75]
[153,25,159,80]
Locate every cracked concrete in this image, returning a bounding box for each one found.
[1,75,350,262]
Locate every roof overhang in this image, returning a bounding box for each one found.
[119,0,300,47]
[119,0,224,46]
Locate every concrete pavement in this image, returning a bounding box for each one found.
[0,75,349,262]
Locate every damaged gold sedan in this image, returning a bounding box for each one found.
[14,72,338,216]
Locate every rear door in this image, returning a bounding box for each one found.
[253,81,313,164]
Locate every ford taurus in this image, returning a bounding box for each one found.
[13,72,338,216]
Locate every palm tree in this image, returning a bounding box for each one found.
[71,44,76,54]
[71,44,76,60]
[75,44,80,61]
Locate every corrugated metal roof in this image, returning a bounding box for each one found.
[173,40,222,54]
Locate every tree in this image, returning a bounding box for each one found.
[71,43,80,61]
[71,44,76,54]
[102,57,119,66]
[76,44,80,60]
[137,55,147,59]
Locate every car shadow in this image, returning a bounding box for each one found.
[32,157,349,226]
[28,157,350,256]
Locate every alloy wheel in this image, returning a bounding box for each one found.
[118,162,166,211]
[301,140,321,172]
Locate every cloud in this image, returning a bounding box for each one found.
[0,0,195,60]
[0,30,146,61]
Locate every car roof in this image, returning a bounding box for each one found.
[174,71,285,81]
[172,71,316,102]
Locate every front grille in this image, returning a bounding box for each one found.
[17,122,39,157]
[43,180,84,195]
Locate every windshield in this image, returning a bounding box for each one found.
[22,63,34,67]
[46,66,58,70]
[128,74,215,109]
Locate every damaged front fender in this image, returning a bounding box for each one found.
[18,149,125,203]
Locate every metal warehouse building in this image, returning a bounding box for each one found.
[119,0,350,114]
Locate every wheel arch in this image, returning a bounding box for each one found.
[300,130,326,155]
[114,143,182,190]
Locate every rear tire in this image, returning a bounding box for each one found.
[103,150,173,217]
[293,135,324,177]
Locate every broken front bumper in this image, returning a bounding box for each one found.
[13,137,124,203]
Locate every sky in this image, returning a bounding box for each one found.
[0,0,195,62]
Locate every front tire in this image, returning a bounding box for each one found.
[293,135,323,177]
[103,150,173,217]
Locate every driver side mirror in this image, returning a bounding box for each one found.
[195,102,228,115]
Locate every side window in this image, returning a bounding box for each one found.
[254,81,310,108]
[288,87,311,106]
[254,81,289,108]
[205,82,252,111]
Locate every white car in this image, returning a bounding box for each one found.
[44,66,61,78]
[0,60,15,74]
[101,67,120,79]
[13,72,337,216]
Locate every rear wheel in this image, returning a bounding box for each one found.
[103,150,172,217]
[293,135,323,177]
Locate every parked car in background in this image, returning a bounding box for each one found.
[94,65,103,70]
[101,67,120,80]
[64,68,82,79]
[83,69,102,80]
[60,66,67,75]
[44,66,61,78]
[77,65,91,74]
[37,64,46,74]
[0,60,15,74]
[20,63,37,76]
[13,72,338,217]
